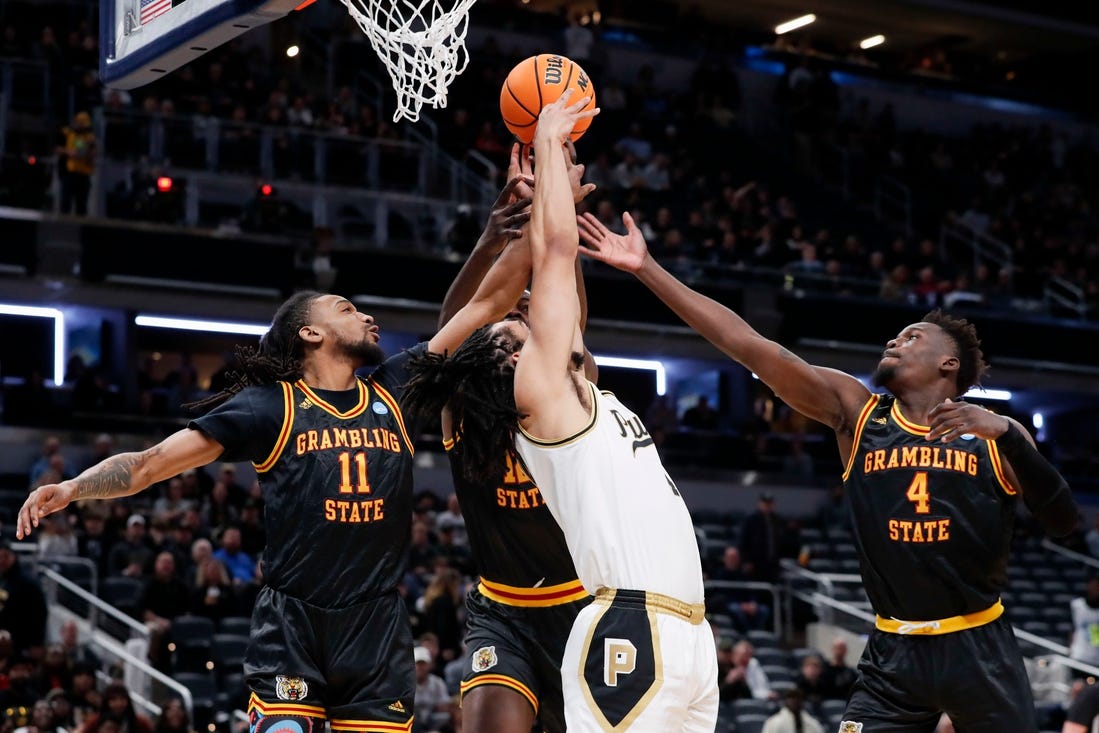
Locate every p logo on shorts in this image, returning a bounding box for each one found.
[580,604,660,729]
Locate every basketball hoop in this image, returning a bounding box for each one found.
[339,0,477,123]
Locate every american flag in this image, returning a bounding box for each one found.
[140,0,172,25]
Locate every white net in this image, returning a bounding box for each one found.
[340,0,477,123]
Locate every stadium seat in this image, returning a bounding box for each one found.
[100,576,143,617]
[170,615,216,672]
[731,699,774,717]
[820,699,848,719]
[747,630,780,648]
[217,672,249,712]
[733,712,769,733]
[754,648,791,668]
[761,664,796,684]
[219,616,252,637]
[211,633,249,674]
[173,672,217,728]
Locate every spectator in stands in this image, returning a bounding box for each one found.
[66,663,99,726]
[151,478,193,521]
[73,505,110,578]
[739,493,786,583]
[780,434,816,479]
[816,484,850,539]
[57,623,96,670]
[1063,680,1099,733]
[411,646,449,733]
[106,515,152,578]
[2,653,39,709]
[720,640,773,701]
[1069,576,1099,674]
[681,395,719,430]
[56,111,96,216]
[417,567,463,667]
[139,552,189,669]
[46,688,76,731]
[75,683,152,733]
[762,688,824,733]
[820,637,857,700]
[0,541,47,656]
[643,395,679,449]
[28,438,66,487]
[432,526,471,577]
[406,521,437,584]
[36,514,77,559]
[201,481,237,537]
[151,699,191,733]
[710,546,771,633]
[236,499,266,558]
[82,435,116,474]
[434,494,466,548]
[794,653,828,710]
[189,559,238,622]
[211,527,257,588]
[30,456,69,493]
[33,644,71,694]
[13,699,67,733]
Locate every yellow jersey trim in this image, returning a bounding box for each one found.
[594,588,706,625]
[843,393,880,481]
[253,382,295,473]
[875,599,1003,635]
[890,401,930,436]
[248,692,325,718]
[460,675,538,714]
[516,381,598,447]
[329,718,413,732]
[986,438,1017,495]
[372,381,414,457]
[478,578,589,607]
[295,379,369,418]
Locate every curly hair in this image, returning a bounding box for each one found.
[402,324,524,485]
[922,309,989,395]
[187,291,321,411]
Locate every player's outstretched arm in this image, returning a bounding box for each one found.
[927,402,1077,536]
[515,91,598,439]
[16,428,224,539]
[429,235,534,356]
[578,210,868,431]
[438,145,533,329]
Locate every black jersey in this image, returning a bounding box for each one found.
[842,394,1017,621]
[190,345,425,608]
[444,437,586,606]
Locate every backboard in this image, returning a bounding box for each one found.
[100,0,307,89]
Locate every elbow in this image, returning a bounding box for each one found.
[1032,484,1078,539]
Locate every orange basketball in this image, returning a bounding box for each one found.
[499,54,597,144]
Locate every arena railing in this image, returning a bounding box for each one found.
[704,580,784,638]
[1040,537,1099,571]
[33,564,195,720]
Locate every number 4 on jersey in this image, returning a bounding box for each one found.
[906,471,930,514]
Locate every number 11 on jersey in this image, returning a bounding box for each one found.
[338,451,372,493]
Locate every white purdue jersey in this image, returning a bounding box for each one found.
[514,383,704,604]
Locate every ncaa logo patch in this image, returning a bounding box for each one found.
[838,722,863,733]
[471,646,498,672]
[275,675,309,701]
[372,401,389,415]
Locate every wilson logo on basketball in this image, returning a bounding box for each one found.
[543,55,565,84]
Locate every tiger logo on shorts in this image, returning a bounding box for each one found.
[838,722,863,733]
[471,646,498,672]
[275,675,309,701]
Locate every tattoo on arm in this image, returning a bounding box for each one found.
[72,449,156,499]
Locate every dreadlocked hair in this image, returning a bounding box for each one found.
[922,308,989,396]
[402,324,524,486]
[186,291,322,412]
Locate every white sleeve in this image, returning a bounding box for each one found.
[748,658,772,699]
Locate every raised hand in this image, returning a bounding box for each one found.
[534,89,598,146]
[481,175,533,252]
[506,142,535,200]
[576,211,649,273]
[926,399,1010,442]
[565,140,597,204]
[16,482,77,539]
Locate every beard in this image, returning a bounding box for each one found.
[340,334,386,366]
[870,363,895,388]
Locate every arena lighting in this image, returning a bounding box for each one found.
[134,315,269,336]
[0,304,65,386]
[285,45,300,58]
[859,34,885,49]
[774,14,816,35]
[1032,413,1044,430]
[593,355,666,396]
[964,387,1012,401]
[156,176,173,193]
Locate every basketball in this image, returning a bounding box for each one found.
[499,54,597,144]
